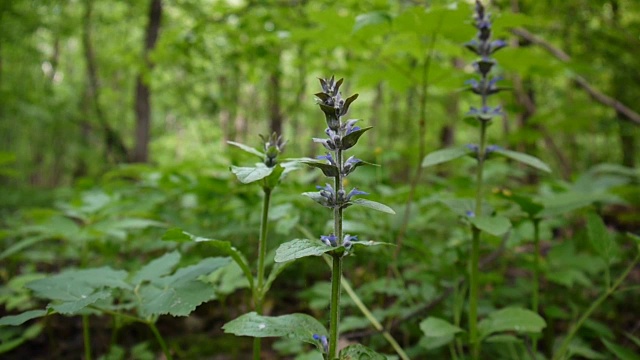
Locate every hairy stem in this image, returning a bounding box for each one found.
[328,147,344,359]
[254,187,272,360]
[82,315,92,360]
[470,120,488,359]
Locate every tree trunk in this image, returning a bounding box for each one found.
[132,0,162,163]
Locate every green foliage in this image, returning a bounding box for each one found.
[222,312,327,344]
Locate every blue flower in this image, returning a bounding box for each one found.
[317,153,336,166]
[343,119,361,135]
[343,156,362,176]
[467,105,503,121]
[312,334,329,353]
[346,188,368,201]
[312,137,336,151]
[466,210,476,218]
[316,183,336,204]
[321,234,338,246]
[342,234,358,248]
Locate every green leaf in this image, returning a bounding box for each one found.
[339,343,386,360]
[470,216,512,236]
[162,228,254,290]
[506,193,544,217]
[0,323,43,353]
[492,148,551,173]
[27,267,131,302]
[422,146,472,168]
[227,141,265,159]
[478,307,546,340]
[230,165,274,184]
[263,163,285,189]
[342,127,372,150]
[50,291,111,314]
[131,251,181,284]
[222,312,327,344]
[302,160,339,177]
[420,317,464,338]
[0,310,48,326]
[353,11,392,33]
[350,198,396,214]
[302,191,330,208]
[586,212,615,261]
[138,257,230,317]
[274,239,332,263]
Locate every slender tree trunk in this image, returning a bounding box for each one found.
[132,0,162,163]
[82,0,129,164]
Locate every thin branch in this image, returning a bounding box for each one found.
[510,27,640,126]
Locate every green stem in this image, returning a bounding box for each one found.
[553,254,640,360]
[532,218,541,355]
[469,120,488,359]
[254,187,272,360]
[329,254,342,359]
[149,322,173,360]
[322,256,410,360]
[82,315,92,360]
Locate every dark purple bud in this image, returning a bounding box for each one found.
[320,234,338,247]
[466,210,475,217]
[313,138,336,151]
[490,39,507,54]
[474,58,495,77]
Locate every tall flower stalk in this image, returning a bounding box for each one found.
[464,1,507,358]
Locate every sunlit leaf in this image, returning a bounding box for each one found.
[353,12,391,33]
[274,239,332,263]
[478,308,546,340]
[350,198,396,214]
[222,312,327,344]
[420,317,464,338]
[230,165,274,184]
[492,148,551,173]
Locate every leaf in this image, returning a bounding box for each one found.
[586,212,615,261]
[0,310,48,326]
[470,216,512,236]
[422,146,472,168]
[274,239,333,263]
[131,251,181,284]
[262,163,285,189]
[353,11,392,33]
[492,148,551,173]
[302,191,331,208]
[230,165,274,184]
[0,323,43,353]
[227,141,265,159]
[162,228,254,290]
[339,343,386,360]
[27,267,131,302]
[350,198,396,214]
[420,317,464,338]
[222,312,327,344]
[478,308,546,340]
[302,160,339,177]
[138,257,230,317]
[50,291,111,314]
[342,127,372,150]
[602,339,640,360]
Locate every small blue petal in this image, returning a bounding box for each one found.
[312,334,320,341]
[466,210,475,218]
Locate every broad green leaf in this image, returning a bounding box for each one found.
[162,228,253,290]
[342,127,372,150]
[27,267,131,302]
[222,312,327,344]
[350,198,396,214]
[227,141,265,158]
[263,164,285,189]
[339,343,386,360]
[506,193,544,217]
[230,165,274,184]
[50,290,111,315]
[586,213,615,261]
[493,148,551,173]
[478,307,546,340]
[0,310,48,326]
[422,146,472,168]
[420,317,464,338]
[131,251,181,284]
[353,11,392,33]
[601,339,640,360]
[274,239,332,263]
[0,234,48,261]
[138,257,230,317]
[470,216,512,236]
[539,192,602,217]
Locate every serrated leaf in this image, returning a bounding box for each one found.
[493,148,551,173]
[342,127,372,150]
[470,215,511,236]
[274,239,332,263]
[138,257,230,317]
[350,198,395,214]
[222,312,327,344]
[162,228,253,290]
[230,165,274,184]
[227,141,265,158]
[131,251,181,284]
[0,310,48,326]
[478,308,546,340]
[27,267,131,302]
[339,343,386,360]
[422,147,472,168]
[50,290,111,314]
[420,317,464,338]
[586,212,615,261]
